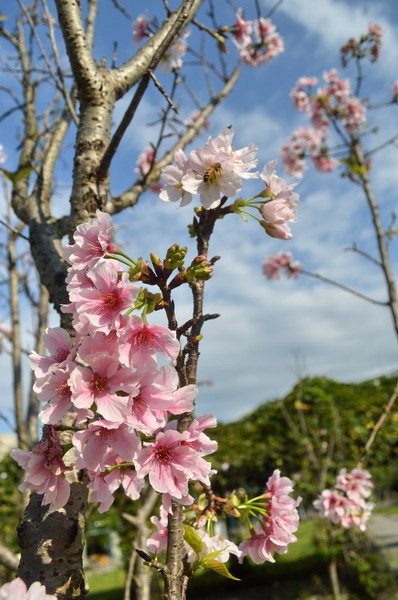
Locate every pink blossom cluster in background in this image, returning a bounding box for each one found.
[0,578,56,600]
[313,468,374,531]
[239,469,302,563]
[282,67,368,177]
[12,210,217,513]
[132,14,151,45]
[392,81,398,101]
[159,29,190,74]
[135,146,156,178]
[231,9,284,67]
[340,23,383,67]
[263,251,302,280]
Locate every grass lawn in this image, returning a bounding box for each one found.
[87,567,125,600]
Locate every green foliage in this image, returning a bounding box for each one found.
[212,376,398,502]
[0,454,23,552]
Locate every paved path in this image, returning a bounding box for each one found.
[368,512,398,572]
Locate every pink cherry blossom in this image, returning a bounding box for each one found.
[127,366,196,435]
[70,353,137,422]
[335,468,373,502]
[159,149,193,207]
[239,469,301,564]
[182,146,242,209]
[11,426,71,511]
[261,200,297,225]
[36,364,75,424]
[262,222,292,240]
[207,127,259,180]
[235,17,283,67]
[73,420,140,472]
[232,9,252,46]
[29,327,76,380]
[117,315,180,369]
[63,210,116,270]
[0,578,56,600]
[70,261,138,335]
[159,30,190,74]
[135,146,155,177]
[313,489,352,524]
[147,506,169,553]
[312,156,339,173]
[132,14,150,45]
[314,468,374,531]
[263,252,301,280]
[135,429,198,499]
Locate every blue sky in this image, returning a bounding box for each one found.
[0,0,397,433]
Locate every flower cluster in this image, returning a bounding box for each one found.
[159,127,259,209]
[159,30,190,74]
[231,9,284,67]
[263,252,302,280]
[144,468,300,569]
[12,210,217,512]
[239,470,302,563]
[132,14,151,45]
[282,68,367,177]
[392,81,398,101]
[340,23,383,67]
[313,468,374,531]
[0,578,56,600]
[147,504,242,564]
[159,129,300,240]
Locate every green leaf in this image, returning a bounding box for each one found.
[13,166,34,182]
[201,548,224,561]
[0,166,33,183]
[183,524,203,556]
[202,559,241,581]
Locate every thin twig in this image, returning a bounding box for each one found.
[149,70,179,113]
[0,218,29,241]
[357,380,398,466]
[97,72,151,183]
[344,243,382,267]
[20,0,78,125]
[366,132,398,157]
[300,268,388,306]
[266,0,286,19]
[109,0,131,20]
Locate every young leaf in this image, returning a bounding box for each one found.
[183,524,203,556]
[203,559,241,581]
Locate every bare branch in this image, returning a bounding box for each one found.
[107,66,240,214]
[85,0,99,50]
[54,0,99,95]
[0,542,19,571]
[113,0,204,96]
[345,242,382,267]
[109,0,132,21]
[149,70,179,113]
[41,0,79,125]
[300,268,388,306]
